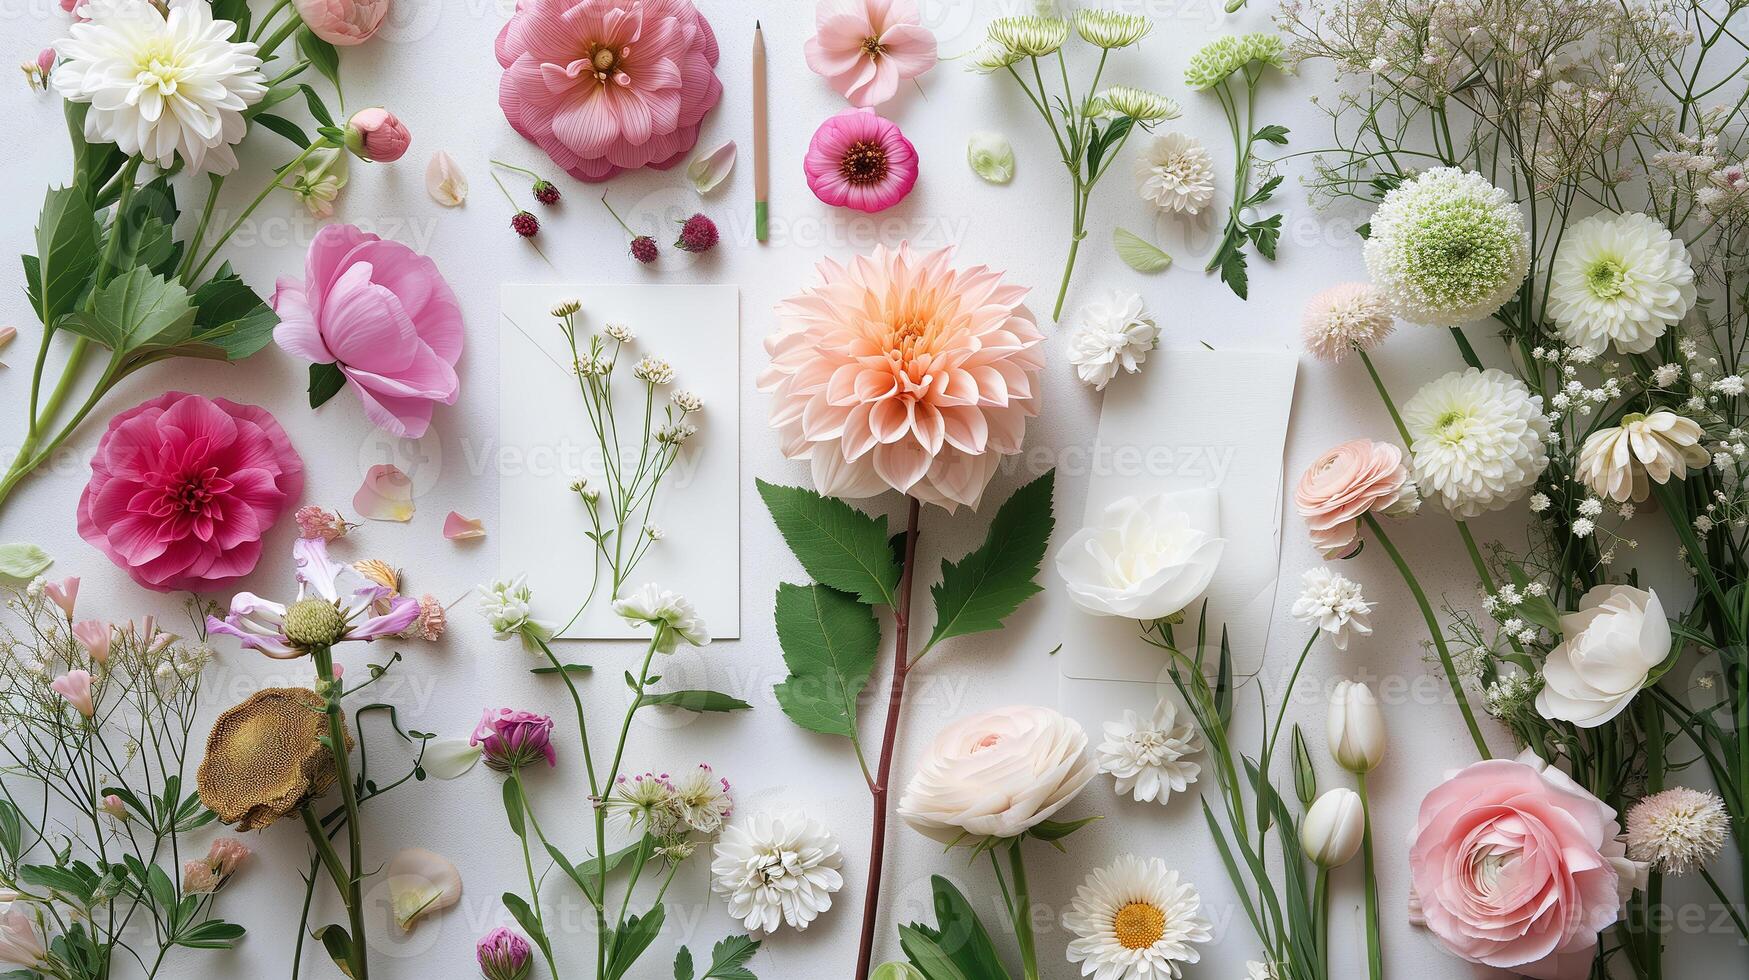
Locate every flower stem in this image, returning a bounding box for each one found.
[511,774,561,980]
[311,645,369,980]
[1357,772,1383,980]
[853,496,921,980]
[1008,838,1041,980]
[187,140,327,282]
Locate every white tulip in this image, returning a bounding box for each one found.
[1301,788,1365,868]
[1536,585,1669,728]
[1327,680,1385,773]
[1055,489,1224,621]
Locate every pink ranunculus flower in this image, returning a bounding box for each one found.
[495,0,723,182]
[273,224,464,439]
[803,0,937,108]
[1295,438,1414,558]
[77,393,304,592]
[1409,751,1647,979]
[803,107,918,213]
[293,0,390,46]
[344,107,411,162]
[50,670,94,718]
[761,243,1046,511]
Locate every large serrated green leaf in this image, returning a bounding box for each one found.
[927,471,1055,648]
[757,480,900,606]
[191,264,278,360]
[31,185,98,325]
[772,583,880,739]
[702,934,760,978]
[58,266,195,354]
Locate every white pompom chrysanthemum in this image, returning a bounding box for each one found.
[711,812,844,933]
[1625,787,1729,876]
[1062,855,1213,979]
[1096,701,1201,806]
[1301,282,1395,362]
[1548,211,1696,354]
[1290,567,1374,650]
[1135,132,1215,216]
[1364,168,1530,326]
[1402,368,1550,517]
[1068,291,1160,390]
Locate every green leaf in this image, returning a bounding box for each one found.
[1248,213,1283,261]
[560,836,653,905]
[254,113,312,148]
[502,779,525,837]
[1254,123,1290,145]
[702,934,760,979]
[312,924,357,978]
[915,877,1006,980]
[1113,227,1172,273]
[58,266,195,355]
[605,903,665,980]
[66,101,125,197]
[1216,235,1250,300]
[772,583,880,740]
[309,362,348,409]
[210,0,251,39]
[1027,814,1100,844]
[500,893,552,962]
[0,802,22,865]
[20,864,98,905]
[757,480,900,606]
[639,690,752,713]
[675,946,695,980]
[105,175,180,278]
[871,964,928,980]
[927,471,1055,647]
[530,663,593,676]
[299,83,337,130]
[191,266,278,360]
[31,185,99,325]
[896,926,973,980]
[298,29,342,97]
[175,919,246,949]
[0,544,52,583]
[1291,724,1317,807]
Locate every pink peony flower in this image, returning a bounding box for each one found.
[51,670,94,718]
[273,224,464,439]
[803,108,918,213]
[496,0,722,182]
[804,0,937,107]
[344,107,411,162]
[293,0,390,46]
[77,392,304,592]
[762,243,1045,511]
[1409,752,1646,979]
[471,708,557,771]
[1295,439,1413,557]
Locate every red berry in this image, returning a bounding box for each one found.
[674,212,719,253]
[511,211,540,238]
[629,235,659,264]
[533,180,561,206]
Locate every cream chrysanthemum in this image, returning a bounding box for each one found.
[1096,702,1201,806]
[1364,168,1531,325]
[1135,133,1214,216]
[1548,212,1696,354]
[1062,855,1213,979]
[1290,567,1374,651]
[1092,86,1180,124]
[53,0,265,174]
[711,812,844,933]
[1402,368,1550,517]
[1576,411,1709,503]
[1068,291,1160,390]
[1301,282,1394,362]
[1625,787,1729,876]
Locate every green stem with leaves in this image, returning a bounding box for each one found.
[310,645,369,980]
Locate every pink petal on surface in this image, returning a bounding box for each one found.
[353,464,415,522]
[443,511,485,540]
[384,848,462,931]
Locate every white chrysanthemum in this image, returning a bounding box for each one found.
[477,577,553,651]
[613,583,710,652]
[1402,368,1550,517]
[1576,411,1709,503]
[1364,168,1531,325]
[1549,212,1695,354]
[1096,701,1201,806]
[711,812,844,933]
[1625,787,1729,876]
[1068,292,1160,390]
[1301,282,1395,362]
[1290,567,1374,650]
[1062,855,1213,980]
[1135,133,1214,216]
[53,0,265,174]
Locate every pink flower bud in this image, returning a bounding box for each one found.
[292,0,390,47]
[73,620,111,665]
[44,576,78,620]
[345,107,411,163]
[101,794,128,821]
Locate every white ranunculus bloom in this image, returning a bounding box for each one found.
[1548,211,1696,354]
[898,705,1096,843]
[1402,368,1550,517]
[1055,489,1224,621]
[1576,411,1709,503]
[53,0,266,174]
[1536,585,1669,728]
[613,583,710,652]
[711,812,844,933]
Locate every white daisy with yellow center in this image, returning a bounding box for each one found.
[1062,855,1213,979]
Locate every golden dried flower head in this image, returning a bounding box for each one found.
[197,687,352,831]
[353,559,401,592]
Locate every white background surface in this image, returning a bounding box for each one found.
[0,0,1740,977]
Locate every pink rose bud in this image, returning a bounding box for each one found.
[101,794,128,821]
[345,107,411,163]
[293,0,390,47]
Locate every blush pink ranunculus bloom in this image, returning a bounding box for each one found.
[761,243,1046,511]
[293,0,389,46]
[803,107,918,213]
[1295,438,1413,557]
[496,0,722,182]
[1409,751,1647,979]
[77,392,305,592]
[803,0,937,108]
[272,224,464,438]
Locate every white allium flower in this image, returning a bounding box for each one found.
[1363,168,1531,325]
[53,0,266,174]
[711,812,844,933]
[1576,412,1709,502]
[1062,855,1213,979]
[613,583,710,652]
[1290,567,1374,650]
[1577,497,1604,517]
[1068,291,1160,390]
[1300,282,1395,362]
[1402,368,1550,517]
[1626,787,1730,876]
[1548,212,1696,354]
[1135,132,1215,216]
[1096,701,1202,806]
[671,763,733,834]
[1571,517,1596,537]
[1529,492,1551,512]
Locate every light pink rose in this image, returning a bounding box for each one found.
[293,0,390,46]
[1408,752,1647,979]
[345,107,411,162]
[803,0,937,108]
[1295,438,1411,557]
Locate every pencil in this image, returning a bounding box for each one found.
[753,21,769,243]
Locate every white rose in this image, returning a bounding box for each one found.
[897,705,1097,843]
[1054,490,1224,620]
[1536,585,1669,728]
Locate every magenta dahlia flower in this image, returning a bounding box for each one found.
[495,0,722,182]
[77,392,304,592]
[803,108,918,213]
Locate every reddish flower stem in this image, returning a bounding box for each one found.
[854,496,922,980]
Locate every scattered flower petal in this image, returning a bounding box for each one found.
[443,512,486,540]
[425,151,468,207]
[687,140,737,194]
[967,131,1014,184]
[1113,227,1172,273]
[385,848,462,931]
[354,464,415,522]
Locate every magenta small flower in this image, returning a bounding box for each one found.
[804,108,919,213]
[476,926,533,980]
[511,211,540,238]
[471,708,556,772]
[532,180,560,206]
[675,213,719,253]
[629,236,659,264]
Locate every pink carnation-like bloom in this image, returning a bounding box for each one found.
[472,708,557,772]
[803,0,937,108]
[293,0,389,46]
[804,108,918,213]
[77,392,304,593]
[1409,752,1646,979]
[273,224,464,439]
[762,243,1045,511]
[496,0,722,182]
[1295,438,1412,557]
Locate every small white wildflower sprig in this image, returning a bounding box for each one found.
[1185,33,1290,299]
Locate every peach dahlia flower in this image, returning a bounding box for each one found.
[761,244,1045,511]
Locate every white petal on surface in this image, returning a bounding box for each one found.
[354,464,416,522]
[385,848,462,931]
[425,151,468,207]
[421,738,482,779]
[686,140,737,194]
